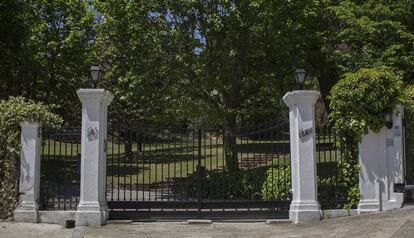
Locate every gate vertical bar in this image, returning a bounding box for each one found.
[197,128,202,217]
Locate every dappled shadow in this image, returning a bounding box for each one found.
[109,132,194,145]
[107,155,211,177]
[40,154,80,183]
[316,142,337,151]
[39,182,80,210]
[40,154,81,210]
[236,142,290,154]
[317,161,339,179]
[106,165,149,176]
[109,152,212,164]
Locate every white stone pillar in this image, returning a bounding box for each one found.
[76,89,113,226]
[383,105,405,210]
[358,106,405,214]
[357,128,385,214]
[283,90,321,224]
[14,121,41,223]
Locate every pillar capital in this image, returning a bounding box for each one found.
[283,90,320,107]
[76,89,114,105]
[20,121,41,128]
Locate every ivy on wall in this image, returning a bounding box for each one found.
[0,97,62,219]
[329,67,406,209]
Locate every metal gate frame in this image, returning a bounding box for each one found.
[106,121,291,221]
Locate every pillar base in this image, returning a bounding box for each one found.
[14,203,39,223]
[382,193,404,211]
[76,203,108,226]
[289,201,321,224]
[358,200,380,214]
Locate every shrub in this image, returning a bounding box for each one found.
[186,166,293,201]
[329,67,403,140]
[0,97,62,219]
[318,176,348,209]
[261,166,291,200]
[186,166,268,200]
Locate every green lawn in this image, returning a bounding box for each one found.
[41,136,343,185]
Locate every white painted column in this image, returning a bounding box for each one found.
[14,121,41,223]
[283,90,321,223]
[357,128,385,214]
[383,105,405,210]
[76,89,113,226]
[358,106,405,214]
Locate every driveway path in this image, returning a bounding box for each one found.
[1,207,414,238]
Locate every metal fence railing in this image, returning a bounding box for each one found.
[37,123,355,212]
[39,127,81,210]
[316,126,350,209]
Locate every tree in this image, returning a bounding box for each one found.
[25,0,95,123]
[95,0,318,171]
[167,0,317,170]
[307,0,414,111]
[95,1,190,124]
[94,0,192,158]
[0,0,31,99]
[330,1,414,76]
[0,0,95,124]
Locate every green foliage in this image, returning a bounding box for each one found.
[186,166,294,201]
[329,1,414,74]
[224,136,239,172]
[317,161,347,209]
[329,67,403,140]
[337,152,360,209]
[0,0,95,123]
[261,166,291,201]
[0,96,62,219]
[187,167,268,200]
[303,0,414,109]
[95,0,311,127]
[2,0,414,126]
[318,176,340,209]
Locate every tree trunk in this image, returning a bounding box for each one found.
[318,63,339,114]
[124,130,133,162]
[224,114,239,172]
[137,133,142,152]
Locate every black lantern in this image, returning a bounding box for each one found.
[295,68,307,90]
[89,64,101,88]
[384,111,393,129]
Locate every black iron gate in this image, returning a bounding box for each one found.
[106,121,291,220]
[404,108,414,203]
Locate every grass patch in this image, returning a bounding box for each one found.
[41,137,342,185]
